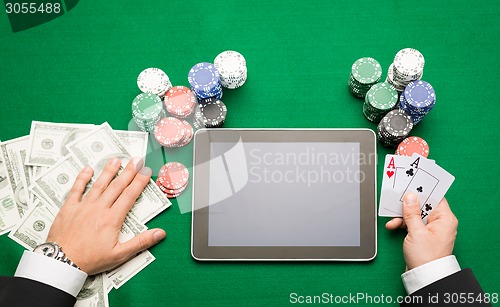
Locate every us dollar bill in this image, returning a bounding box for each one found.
[106,214,154,289]
[0,153,17,236]
[66,122,171,223]
[15,150,33,209]
[0,136,29,219]
[30,155,86,209]
[25,121,94,167]
[107,250,155,289]
[75,273,109,307]
[8,199,58,250]
[30,165,49,181]
[115,130,149,159]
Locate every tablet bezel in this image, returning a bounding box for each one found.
[191,129,377,261]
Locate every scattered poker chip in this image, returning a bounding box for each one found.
[377,109,414,148]
[363,82,398,123]
[164,86,197,118]
[157,162,189,190]
[137,68,172,97]
[156,178,188,195]
[131,92,164,132]
[188,62,223,100]
[348,57,382,98]
[399,80,436,125]
[194,99,227,128]
[165,190,184,199]
[393,48,425,81]
[154,117,186,147]
[386,48,425,92]
[403,80,436,108]
[176,120,194,147]
[396,137,429,157]
[214,50,248,89]
[385,63,406,92]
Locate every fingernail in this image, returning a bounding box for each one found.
[82,166,93,173]
[404,193,418,206]
[131,156,143,171]
[154,230,166,242]
[140,166,152,176]
[109,158,121,167]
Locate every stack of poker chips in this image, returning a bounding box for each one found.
[188,62,223,100]
[164,86,197,118]
[362,82,399,123]
[386,48,425,93]
[395,136,429,158]
[154,117,193,148]
[193,98,227,129]
[137,68,172,97]
[156,162,189,199]
[377,109,414,148]
[131,92,165,132]
[214,50,248,89]
[348,57,382,98]
[399,80,436,125]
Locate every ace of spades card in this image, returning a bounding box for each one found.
[399,154,455,224]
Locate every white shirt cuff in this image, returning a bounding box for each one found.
[14,250,88,297]
[402,255,461,295]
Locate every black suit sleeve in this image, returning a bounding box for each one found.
[401,269,492,307]
[0,276,76,307]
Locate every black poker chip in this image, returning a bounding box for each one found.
[194,99,227,128]
[377,109,413,148]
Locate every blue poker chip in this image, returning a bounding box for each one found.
[403,80,436,109]
[399,94,432,113]
[188,62,221,92]
[398,95,431,125]
[188,63,223,100]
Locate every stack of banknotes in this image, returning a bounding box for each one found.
[0,121,171,307]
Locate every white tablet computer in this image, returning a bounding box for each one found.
[191,129,377,261]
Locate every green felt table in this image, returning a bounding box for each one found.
[1,0,499,306]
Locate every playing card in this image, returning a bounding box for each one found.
[378,153,453,224]
[399,154,455,224]
[378,154,414,216]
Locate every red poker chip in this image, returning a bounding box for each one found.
[156,178,188,198]
[175,120,194,147]
[156,177,188,192]
[165,191,182,199]
[154,117,186,147]
[396,136,429,157]
[164,86,197,118]
[157,162,189,190]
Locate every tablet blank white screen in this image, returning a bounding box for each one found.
[208,142,361,247]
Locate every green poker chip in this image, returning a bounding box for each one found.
[362,82,398,123]
[131,92,164,132]
[132,92,163,121]
[348,57,382,99]
[366,82,398,111]
[351,57,382,85]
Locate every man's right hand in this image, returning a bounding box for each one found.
[385,193,458,271]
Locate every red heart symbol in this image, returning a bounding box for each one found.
[387,171,394,178]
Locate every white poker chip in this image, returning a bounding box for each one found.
[393,48,425,81]
[137,68,172,96]
[214,50,247,89]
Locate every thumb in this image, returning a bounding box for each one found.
[402,193,425,232]
[119,229,166,258]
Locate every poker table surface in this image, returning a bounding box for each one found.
[1,1,499,306]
